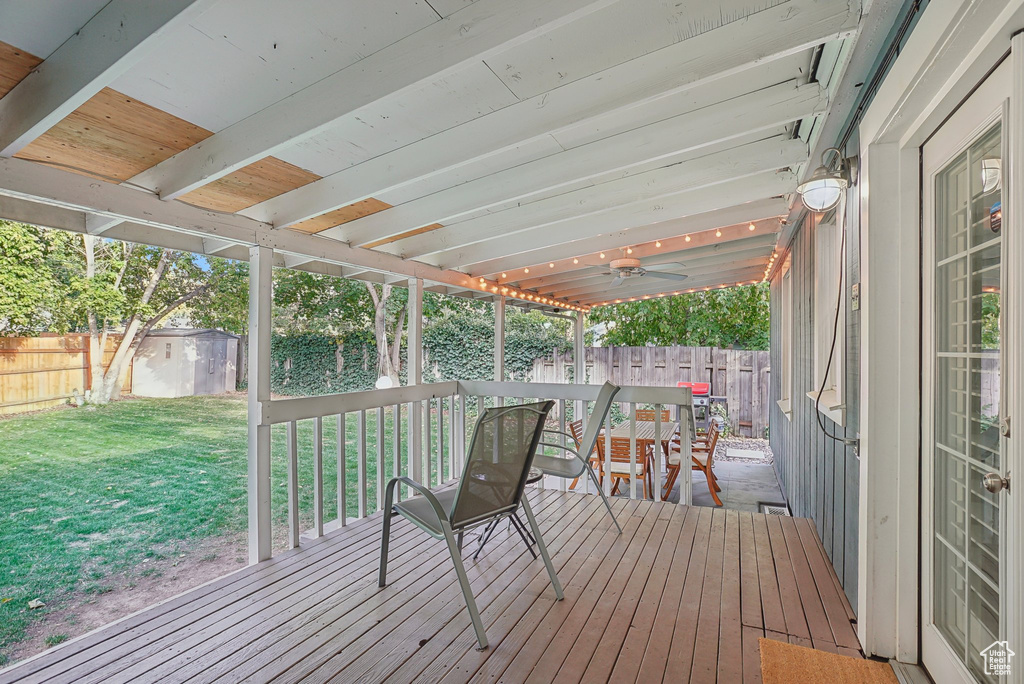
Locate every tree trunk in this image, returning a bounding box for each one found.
[83,236,104,396]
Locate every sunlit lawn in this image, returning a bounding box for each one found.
[0,395,458,665]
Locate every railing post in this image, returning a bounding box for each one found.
[247,245,272,564]
[358,409,368,518]
[456,392,466,475]
[337,412,347,526]
[436,398,444,484]
[629,403,638,499]
[408,278,423,485]
[423,398,432,486]
[313,416,324,537]
[677,402,692,506]
[287,420,299,548]
[376,406,385,511]
[653,404,663,503]
[393,403,402,501]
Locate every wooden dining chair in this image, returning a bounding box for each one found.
[664,421,722,505]
[634,409,671,423]
[596,437,655,499]
[565,419,602,491]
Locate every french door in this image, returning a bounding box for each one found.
[922,59,1015,683]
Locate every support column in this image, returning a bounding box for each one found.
[408,278,423,483]
[247,245,273,564]
[573,311,589,491]
[494,295,505,382]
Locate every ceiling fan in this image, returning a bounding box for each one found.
[601,250,688,288]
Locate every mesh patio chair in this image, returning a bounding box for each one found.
[531,382,623,533]
[378,400,563,651]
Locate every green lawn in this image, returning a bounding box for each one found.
[0,395,457,665]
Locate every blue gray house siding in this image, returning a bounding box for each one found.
[769,183,861,610]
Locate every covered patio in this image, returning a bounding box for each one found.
[0,0,896,680]
[0,490,859,684]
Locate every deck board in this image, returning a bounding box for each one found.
[0,492,862,684]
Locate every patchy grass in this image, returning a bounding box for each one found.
[0,395,458,665]
[43,634,69,648]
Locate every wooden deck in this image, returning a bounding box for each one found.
[0,489,861,683]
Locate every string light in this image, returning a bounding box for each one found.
[501,272,507,279]
[479,277,485,284]
[599,252,606,259]
[549,262,555,268]
[626,247,633,254]
[715,229,722,237]
[524,267,530,274]
[684,235,691,242]
[655,241,662,248]
[748,223,756,231]
[573,258,579,264]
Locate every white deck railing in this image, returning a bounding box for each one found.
[263,381,694,554]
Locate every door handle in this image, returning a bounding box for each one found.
[982,471,1010,494]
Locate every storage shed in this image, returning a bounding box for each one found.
[132,329,239,398]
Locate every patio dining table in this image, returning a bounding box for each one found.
[607,420,680,458]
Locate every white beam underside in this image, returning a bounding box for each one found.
[580,266,768,305]
[554,257,768,300]
[380,132,810,259]
[508,228,779,288]
[441,171,793,272]
[243,0,857,229]
[544,251,772,298]
[337,87,818,248]
[469,196,788,277]
[0,0,216,157]
[131,0,619,200]
[0,156,595,309]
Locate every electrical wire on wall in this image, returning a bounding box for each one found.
[814,186,860,452]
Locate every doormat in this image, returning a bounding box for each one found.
[760,639,898,684]
[760,503,790,516]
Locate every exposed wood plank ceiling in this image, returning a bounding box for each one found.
[0,0,869,311]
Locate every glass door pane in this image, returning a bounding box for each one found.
[932,122,1003,682]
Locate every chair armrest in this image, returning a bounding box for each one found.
[385,476,449,527]
[537,441,581,458]
[541,428,581,448]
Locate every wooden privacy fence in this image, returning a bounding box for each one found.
[0,334,131,415]
[531,345,771,438]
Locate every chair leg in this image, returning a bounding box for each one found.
[378,505,393,588]
[520,497,563,601]
[662,464,679,501]
[706,468,723,506]
[584,461,622,534]
[711,470,722,492]
[442,525,488,650]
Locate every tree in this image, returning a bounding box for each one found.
[0,221,62,334]
[588,283,770,350]
[0,221,233,403]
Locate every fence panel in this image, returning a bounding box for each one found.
[0,334,131,415]
[531,345,770,438]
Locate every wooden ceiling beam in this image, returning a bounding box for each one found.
[464,196,786,277]
[439,171,793,272]
[131,0,617,201]
[244,0,858,230]
[553,256,769,300]
[579,266,768,306]
[340,91,815,250]
[533,245,775,296]
[392,132,809,262]
[0,0,217,156]
[0,156,586,311]
[505,226,779,288]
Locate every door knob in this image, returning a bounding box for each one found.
[982,472,1010,493]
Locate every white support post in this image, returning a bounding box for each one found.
[247,245,273,564]
[574,311,587,491]
[494,295,505,382]
[408,278,423,483]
